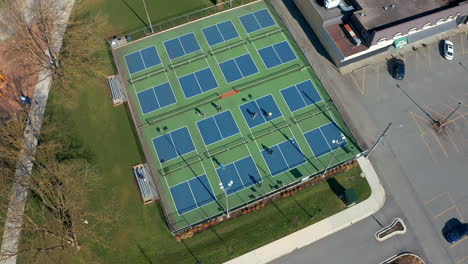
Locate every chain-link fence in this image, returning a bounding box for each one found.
[116,0,257,43]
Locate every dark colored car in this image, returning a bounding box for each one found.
[392,59,405,80]
[442,218,468,244]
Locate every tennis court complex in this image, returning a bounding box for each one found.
[112,1,361,232]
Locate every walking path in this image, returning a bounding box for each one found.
[0,1,75,263]
[225,156,385,264]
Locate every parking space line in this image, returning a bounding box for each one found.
[420,135,438,163]
[453,123,467,144]
[425,106,445,120]
[411,112,439,163]
[462,34,466,54]
[445,128,460,152]
[428,44,432,69]
[433,205,455,219]
[424,192,448,205]
[431,130,449,158]
[450,236,468,249]
[456,255,468,264]
[348,73,364,95]
[362,69,366,95]
[416,50,420,71]
[449,192,466,222]
[376,64,380,90]
[411,112,433,132]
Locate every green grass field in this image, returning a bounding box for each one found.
[31,0,370,263]
[112,0,362,232]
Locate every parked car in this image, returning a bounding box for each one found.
[442,218,468,244]
[391,58,405,80]
[443,40,454,60]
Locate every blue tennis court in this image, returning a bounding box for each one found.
[239,94,282,128]
[239,9,276,34]
[137,82,177,114]
[125,46,161,74]
[258,41,297,69]
[170,174,216,215]
[152,127,196,163]
[178,67,218,98]
[261,139,307,176]
[219,53,259,83]
[197,110,240,145]
[164,32,201,60]
[303,122,347,157]
[216,156,262,195]
[202,20,239,46]
[281,80,322,112]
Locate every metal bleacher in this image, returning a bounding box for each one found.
[133,164,158,204]
[106,75,127,106]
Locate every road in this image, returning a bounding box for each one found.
[269,0,468,263]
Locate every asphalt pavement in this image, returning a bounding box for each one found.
[269,0,468,263]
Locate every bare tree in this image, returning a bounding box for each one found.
[0,0,110,88]
[0,115,114,263]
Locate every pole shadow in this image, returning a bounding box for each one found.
[121,0,149,28]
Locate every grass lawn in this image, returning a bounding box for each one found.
[38,1,371,263]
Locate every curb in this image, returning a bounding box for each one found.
[224,157,386,264]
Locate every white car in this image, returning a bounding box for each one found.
[443,40,454,60]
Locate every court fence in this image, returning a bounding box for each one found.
[115,0,258,43]
[172,155,363,238]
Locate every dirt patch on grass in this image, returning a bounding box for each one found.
[0,36,41,118]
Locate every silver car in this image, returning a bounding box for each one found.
[443,40,454,60]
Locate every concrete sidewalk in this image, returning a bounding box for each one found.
[0,0,75,263]
[225,156,385,264]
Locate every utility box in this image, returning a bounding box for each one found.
[344,188,358,207]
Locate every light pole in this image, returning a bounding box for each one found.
[437,102,462,128]
[321,134,346,178]
[365,122,392,158]
[142,0,154,33]
[219,180,233,218]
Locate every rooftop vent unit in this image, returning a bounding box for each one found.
[324,0,354,11]
[343,23,362,46]
[324,0,340,9]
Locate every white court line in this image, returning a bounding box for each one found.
[232,57,245,78]
[138,50,147,68]
[279,85,307,112]
[232,162,247,188]
[215,24,226,41]
[152,126,197,164]
[276,145,290,169]
[234,157,263,187]
[177,37,187,55]
[268,94,313,174]
[254,8,278,32]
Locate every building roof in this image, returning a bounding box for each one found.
[325,23,368,57]
[353,0,464,30]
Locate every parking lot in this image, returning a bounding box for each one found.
[270,0,468,262]
[346,31,468,263]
